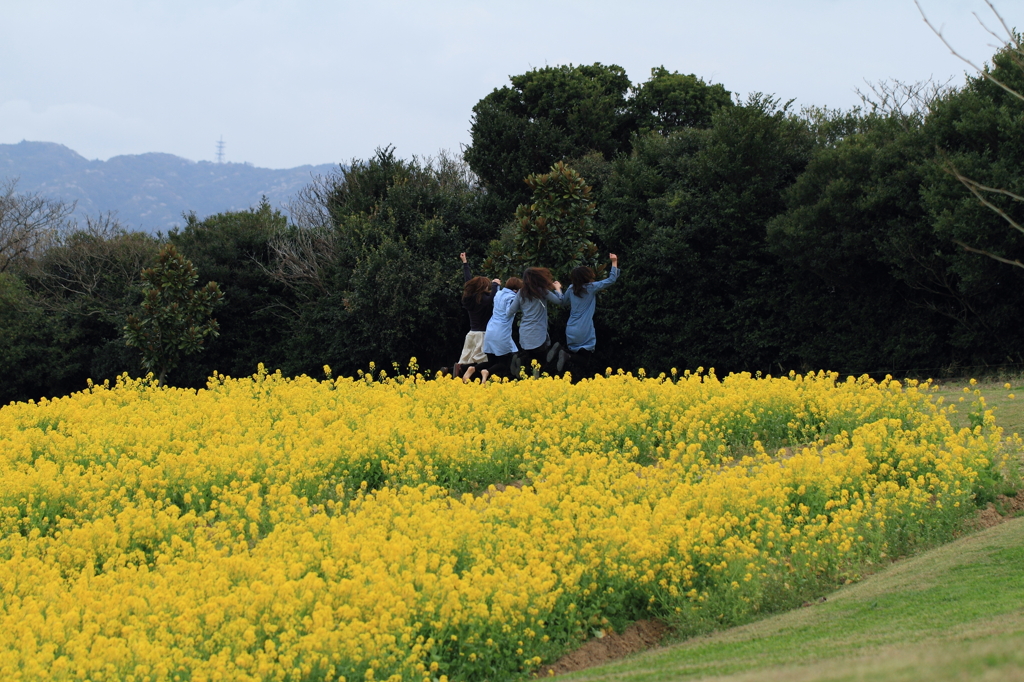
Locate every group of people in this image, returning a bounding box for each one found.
[455,252,620,383]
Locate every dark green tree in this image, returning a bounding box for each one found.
[923,46,1024,262]
[464,63,633,211]
[13,216,160,397]
[766,110,951,374]
[0,272,89,403]
[593,95,815,373]
[123,244,224,385]
[916,42,1024,364]
[629,67,734,135]
[483,161,599,281]
[270,149,492,374]
[916,5,1024,274]
[168,198,292,384]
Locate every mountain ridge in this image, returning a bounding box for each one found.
[0,140,338,232]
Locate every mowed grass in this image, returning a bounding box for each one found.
[565,517,1024,682]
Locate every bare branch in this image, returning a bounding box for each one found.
[26,212,161,321]
[263,227,337,296]
[915,0,1024,104]
[426,149,480,192]
[855,77,955,128]
[0,178,76,273]
[945,163,1024,237]
[981,0,1021,51]
[286,167,346,230]
[955,239,1024,269]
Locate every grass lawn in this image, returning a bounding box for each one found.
[932,377,1024,436]
[565,517,1024,682]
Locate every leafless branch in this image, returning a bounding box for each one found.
[979,0,1020,52]
[915,0,1024,104]
[423,149,481,192]
[0,178,76,273]
[917,1,1024,271]
[955,240,1024,269]
[855,77,955,123]
[946,165,1024,237]
[27,212,161,320]
[287,169,344,230]
[263,227,337,296]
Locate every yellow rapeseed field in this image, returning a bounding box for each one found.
[0,365,1013,682]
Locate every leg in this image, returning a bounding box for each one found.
[557,348,572,374]
[496,353,515,379]
[573,348,594,382]
[485,353,506,380]
[546,340,561,364]
[462,365,476,383]
[510,353,523,379]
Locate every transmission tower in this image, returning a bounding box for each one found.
[216,136,225,164]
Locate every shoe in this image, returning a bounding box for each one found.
[557,349,571,374]
[546,342,561,364]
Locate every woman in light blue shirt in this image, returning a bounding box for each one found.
[482,276,522,381]
[507,267,563,376]
[558,253,619,378]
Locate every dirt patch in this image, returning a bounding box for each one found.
[540,620,670,677]
[967,490,1024,531]
[997,490,1024,516]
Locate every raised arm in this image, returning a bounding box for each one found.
[559,287,572,307]
[545,281,564,305]
[460,252,471,282]
[590,253,620,292]
[507,291,522,316]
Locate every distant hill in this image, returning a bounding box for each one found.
[0,141,339,233]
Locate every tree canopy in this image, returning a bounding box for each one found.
[123,244,224,385]
[7,50,1024,403]
[464,63,733,212]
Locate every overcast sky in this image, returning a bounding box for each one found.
[2,0,1019,170]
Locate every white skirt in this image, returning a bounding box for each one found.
[458,331,488,364]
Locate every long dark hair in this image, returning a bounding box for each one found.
[570,266,595,297]
[520,267,554,300]
[463,276,491,304]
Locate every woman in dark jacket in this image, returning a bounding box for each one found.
[456,252,498,382]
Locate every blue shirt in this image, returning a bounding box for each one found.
[560,266,619,352]
[483,287,519,356]
[507,289,563,351]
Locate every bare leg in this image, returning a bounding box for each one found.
[480,369,490,384]
[462,366,476,383]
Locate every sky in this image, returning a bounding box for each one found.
[2,0,1020,170]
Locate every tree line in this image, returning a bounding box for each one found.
[3,49,1024,403]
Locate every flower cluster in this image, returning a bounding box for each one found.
[0,367,1009,681]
